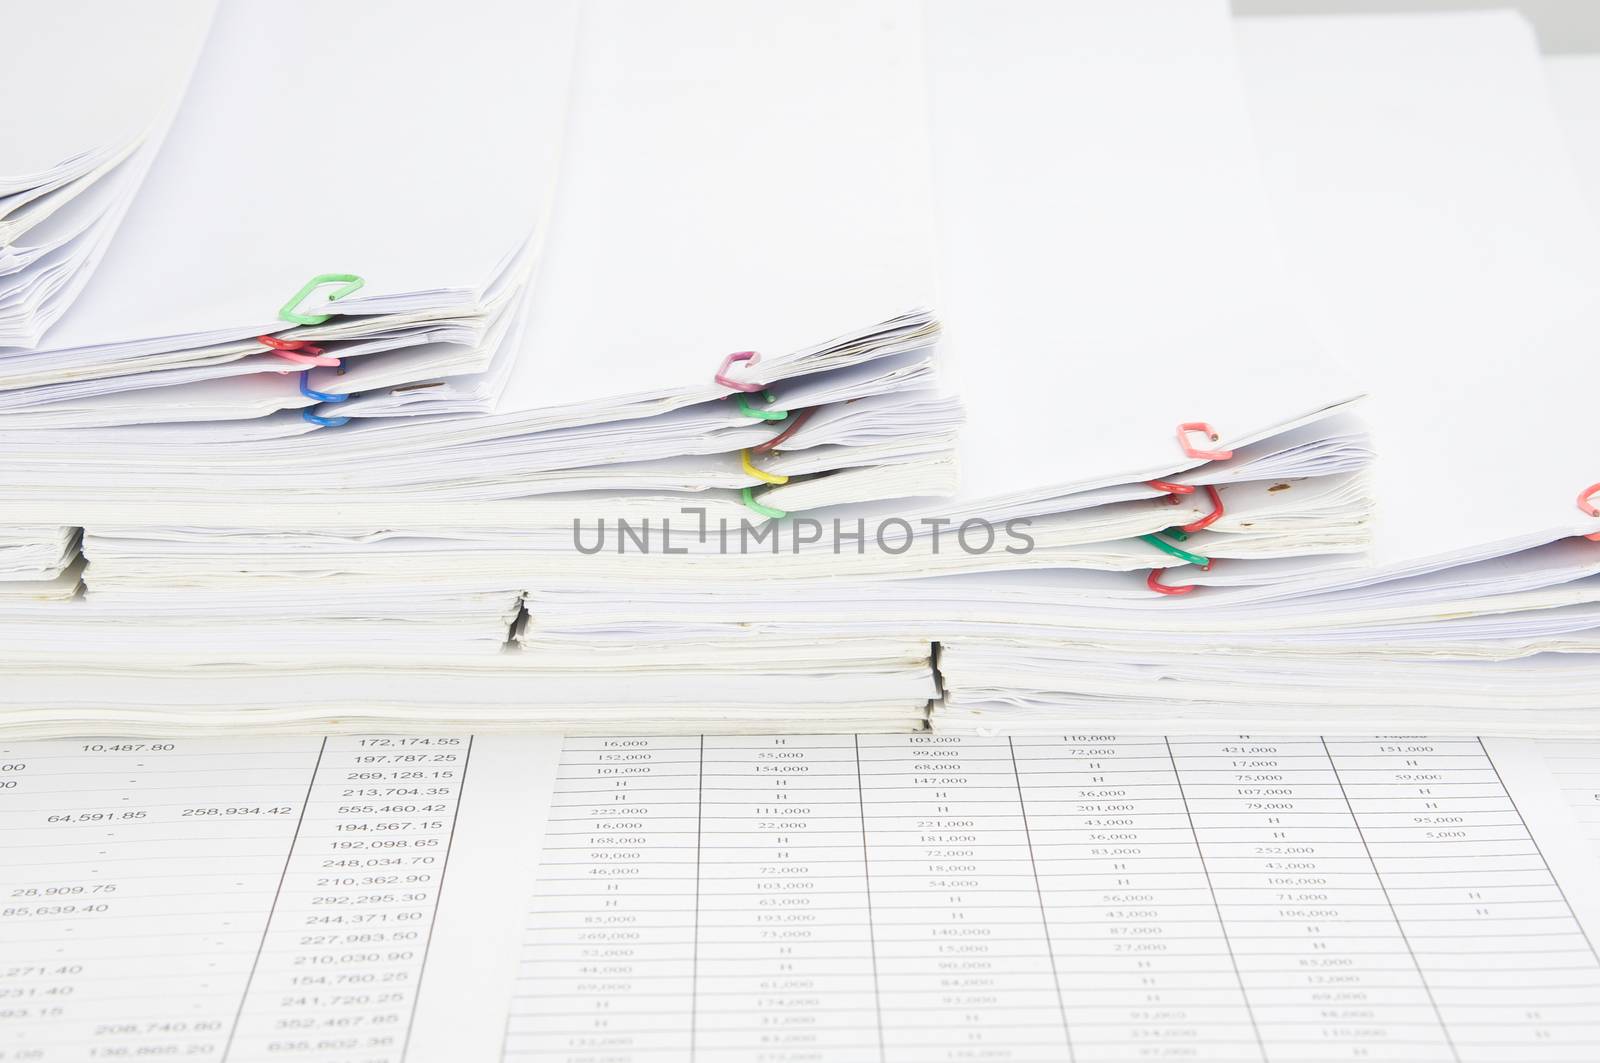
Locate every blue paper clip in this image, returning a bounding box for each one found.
[299,370,348,404]
[299,369,349,427]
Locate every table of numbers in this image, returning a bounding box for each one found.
[0,735,473,1062]
[506,735,1600,1063]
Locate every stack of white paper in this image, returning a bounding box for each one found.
[0,0,964,741]
[0,639,935,737]
[4,0,1360,539]
[489,0,1380,656]
[0,2,214,349]
[705,0,1373,587]
[0,526,78,583]
[917,0,1370,579]
[934,9,1600,735]
[90,0,1370,583]
[0,0,955,526]
[12,3,1600,742]
[0,0,1378,743]
[0,0,579,428]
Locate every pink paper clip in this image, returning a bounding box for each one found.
[1147,559,1213,597]
[715,350,766,392]
[1180,484,1224,533]
[714,350,765,392]
[1177,421,1233,461]
[258,335,341,368]
[1579,482,1600,542]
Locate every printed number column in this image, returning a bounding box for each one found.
[0,737,323,1062]
[1014,735,1263,1062]
[224,735,470,1061]
[1169,736,1455,1061]
[861,733,1070,1062]
[695,736,880,1062]
[506,736,701,1062]
[1327,738,1600,1062]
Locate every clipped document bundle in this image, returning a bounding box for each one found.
[935,8,1600,737]
[0,1,1598,740]
[0,1,956,527]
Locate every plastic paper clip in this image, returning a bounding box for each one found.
[1177,421,1233,461]
[741,449,789,485]
[741,486,787,520]
[1147,568,1196,595]
[1147,478,1195,499]
[279,273,365,326]
[258,335,340,368]
[1580,482,1600,542]
[752,407,817,454]
[299,371,349,404]
[1138,534,1209,567]
[715,350,765,392]
[1147,559,1213,596]
[736,391,787,421]
[302,409,350,429]
[1180,484,1224,533]
[299,369,351,427]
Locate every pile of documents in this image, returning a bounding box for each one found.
[0,0,961,735]
[0,526,78,585]
[1,0,575,429]
[0,0,1598,738]
[0,0,950,517]
[935,8,1600,736]
[0,643,934,738]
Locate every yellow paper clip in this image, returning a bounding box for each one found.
[741,448,789,485]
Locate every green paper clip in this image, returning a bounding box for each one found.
[741,486,787,519]
[736,390,788,421]
[1163,527,1190,542]
[1139,534,1209,567]
[279,273,366,325]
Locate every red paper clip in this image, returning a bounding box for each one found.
[258,335,340,368]
[715,350,765,392]
[1146,478,1195,499]
[1177,421,1233,461]
[1146,568,1195,595]
[751,406,817,454]
[1147,559,1214,596]
[1180,484,1224,533]
[1579,482,1600,542]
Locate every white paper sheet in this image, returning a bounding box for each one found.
[1236,11,1600,572]
[0,2,212,183]
[0,734,563,1062]
[1537,739,1600,856]
[925,0,1362,505]
[0,0,215,348]
[6,732,1600,1061]
[1545,55,1600,200]
[505,733,1600,1062]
